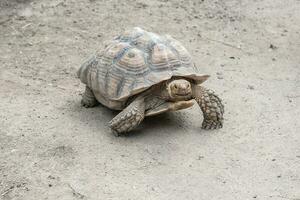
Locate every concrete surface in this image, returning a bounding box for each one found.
[0,0,299,199]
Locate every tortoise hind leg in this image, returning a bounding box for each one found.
[81,86,99,108]
[192,85,224,129]
[108,96,145,136]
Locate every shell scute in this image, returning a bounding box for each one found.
[150,43,180,71]
[115,48,148,75]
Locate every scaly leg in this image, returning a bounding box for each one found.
[81,86,98,108]
[108,96,145,136]
[192,85,224,129]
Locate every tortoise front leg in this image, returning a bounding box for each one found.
[192,85,224,129]
[108,96,145,136]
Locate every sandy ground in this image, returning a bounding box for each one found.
[0,0,300,199]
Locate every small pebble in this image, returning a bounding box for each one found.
[269,44,278,50]
[247,85,254,90]
[197,156,204,160]
[48,175,55,179]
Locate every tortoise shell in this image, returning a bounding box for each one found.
[77,27,209,109]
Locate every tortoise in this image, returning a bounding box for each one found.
[77,27,224,136]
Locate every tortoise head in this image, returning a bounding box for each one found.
[166,78,192,101]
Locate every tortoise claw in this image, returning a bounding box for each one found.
[112,129,121,137]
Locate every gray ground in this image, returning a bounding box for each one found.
[0,0,300,199]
